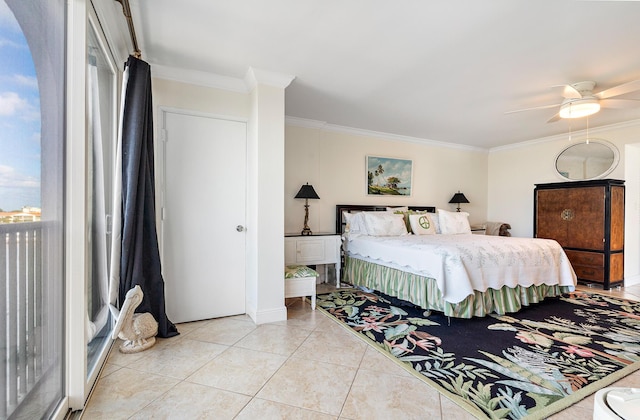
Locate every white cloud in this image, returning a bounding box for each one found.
[13,74,38,89]
[0,164,39,188]
[0,38,22,48]
[0,91,29,116]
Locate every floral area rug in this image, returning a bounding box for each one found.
[316,288,640,419]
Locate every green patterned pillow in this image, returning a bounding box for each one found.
[285,265,319,279]
[394,209,428,233]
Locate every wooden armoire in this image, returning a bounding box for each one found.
[534,179,625,290]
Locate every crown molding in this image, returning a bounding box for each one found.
[244,67,295,91]
[150,63,296,93]
[490,118,640,153]
[285,116,487,152]
[150,62,248,92]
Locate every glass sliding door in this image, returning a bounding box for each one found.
[85,15,117,382]
[1,0,66,418]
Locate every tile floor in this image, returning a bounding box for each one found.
[81,283,640,419]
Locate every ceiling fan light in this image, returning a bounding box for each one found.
[559,98,600,119]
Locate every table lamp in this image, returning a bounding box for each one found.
[449,191,469,212]
[295,183,320,235]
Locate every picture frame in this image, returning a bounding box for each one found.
[366,156,412,196]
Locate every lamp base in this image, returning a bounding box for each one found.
[301,200,312,235]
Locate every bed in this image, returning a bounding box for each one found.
[336,204,577,318]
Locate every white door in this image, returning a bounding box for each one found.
[162,111,246,323]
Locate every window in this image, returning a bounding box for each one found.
[1,0,65,418]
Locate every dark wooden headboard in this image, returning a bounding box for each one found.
[335,204,436,234]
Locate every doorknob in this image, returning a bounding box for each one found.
[236,225,245,232]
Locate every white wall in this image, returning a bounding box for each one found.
[153,78,249,118]
[625,143,640,286]
[285,122,489,235]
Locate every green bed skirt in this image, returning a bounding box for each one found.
[344,256,572,318]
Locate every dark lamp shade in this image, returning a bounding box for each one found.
[449,192,469,204]
[295,183,320,199]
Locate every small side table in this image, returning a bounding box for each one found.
[285,265,318,310]
[284,233,341,287]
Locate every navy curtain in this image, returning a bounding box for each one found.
[119,55,178,338]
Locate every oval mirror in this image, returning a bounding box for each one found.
[555,139,619,181]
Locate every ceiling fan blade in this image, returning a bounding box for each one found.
[505,103,560,114]
[546,113,562,123]
[595,80,640,99]
[551,84,582,99]
[600,98,640,109]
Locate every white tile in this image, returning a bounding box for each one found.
[293,328,367,368]
[83,367,179,419]
[236,398,336,420]
[341,369,441,419]
[234,323,312,356]
[186,346,287,396]
[186,317,257,345]
[130,337,228,379]
[257,357,357,416]
[128,381,250,419]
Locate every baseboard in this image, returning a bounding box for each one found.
[625,274,640,287]
[245,305,287,324]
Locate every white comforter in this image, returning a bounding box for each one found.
[345,234,576,304]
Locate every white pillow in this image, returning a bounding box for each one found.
[409,213,437,235]
[386,206,408,213]
[343,211,367,237]
[429,213,441,234]
[362,212,408,236]
[437,209,471,234]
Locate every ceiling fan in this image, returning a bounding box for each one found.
[506,80,640,123]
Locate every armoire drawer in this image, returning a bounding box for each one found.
[564,250,604,267]
[571,265,604,282]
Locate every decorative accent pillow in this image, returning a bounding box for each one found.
[285,265,319,279]
[437,209,471,234]
[391,208,428,233]
[362,212,408,236]
[409,213,437,235]
[386,206,408,213]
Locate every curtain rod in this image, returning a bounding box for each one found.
[114,0,141,58]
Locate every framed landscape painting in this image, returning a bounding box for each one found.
[366,156,412,196]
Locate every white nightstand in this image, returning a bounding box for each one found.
[285,234,341,287]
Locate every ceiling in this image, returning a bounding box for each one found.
[126,0,640,149]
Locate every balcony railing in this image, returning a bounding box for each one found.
[1,221,47,418]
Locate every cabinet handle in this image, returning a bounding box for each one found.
[561,209,574,221]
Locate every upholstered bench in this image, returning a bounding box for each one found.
[285,265,318,310]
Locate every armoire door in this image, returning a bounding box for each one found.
[161,110,247,323]
[535,189,569,245]
[536,187,605,250]
[565,186,605,250]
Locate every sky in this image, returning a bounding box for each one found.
[0,1,41,212]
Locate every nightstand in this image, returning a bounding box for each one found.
[285,234,341,287]
[470,225,486,235]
